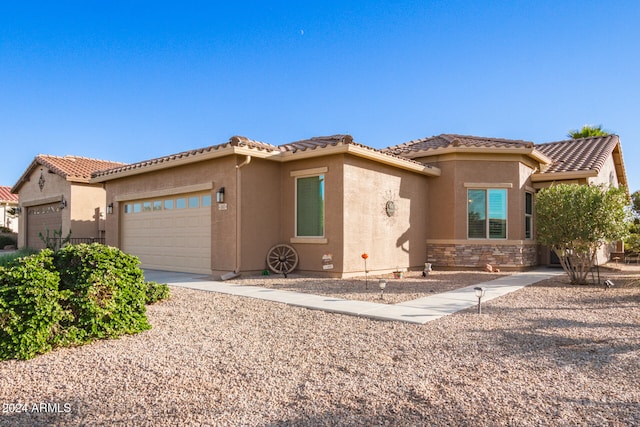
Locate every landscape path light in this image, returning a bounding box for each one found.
[379,279,387,300]
[474,286,486,314]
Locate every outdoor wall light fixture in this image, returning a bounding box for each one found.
[474,286,486,314]
[216,187,225,203]
[379,279,387,300]
[107,203,114,215]
[15,207,22,215]
[59,199,67,209]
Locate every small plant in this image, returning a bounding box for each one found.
[39,227,72,251]
[145,281,171,304]
[0,235,16,249]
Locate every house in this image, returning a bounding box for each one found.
[91,133,628,277]
[0,186,19,233]
[12,155,126,250]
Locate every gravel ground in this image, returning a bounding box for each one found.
[228,270,510,304]
[1,265,638,426]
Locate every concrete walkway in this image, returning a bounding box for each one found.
[144,268,563,324]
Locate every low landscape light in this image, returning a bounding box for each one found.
[379,279,387,299]
[474,286,486,314]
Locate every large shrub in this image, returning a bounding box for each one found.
[0,250,68,360]
[0,234,16,248]
[54,244,151,342]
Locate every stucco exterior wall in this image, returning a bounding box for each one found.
[341,156,430,275]
[69,183,107,239]
[278,155,345,274]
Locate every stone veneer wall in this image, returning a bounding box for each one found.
[427,242,538,269]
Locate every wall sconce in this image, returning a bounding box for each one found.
[379,279,387,300]
[107,203,114,215]
[216,187,225,203]
[60,198,67,209]
[474,286,486,314]
[15,207,22,215]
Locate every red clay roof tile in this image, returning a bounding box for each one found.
[0,186,18,202]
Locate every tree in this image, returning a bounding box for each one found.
[567,124,610,139]
[535,184,630,284]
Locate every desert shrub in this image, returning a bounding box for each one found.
[0,235,16,248]
[145,281,171,304]
[54,243,151,342]
[0,250,68,360]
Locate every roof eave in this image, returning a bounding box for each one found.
[530,169,599,182]
[278,144,441,176]
[90,145,281,183]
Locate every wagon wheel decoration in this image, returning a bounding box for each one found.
[267,244,299,277]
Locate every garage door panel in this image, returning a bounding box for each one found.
[121,193,211,274]
[27,203,63,250]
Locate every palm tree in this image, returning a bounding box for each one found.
[567,124,611,139]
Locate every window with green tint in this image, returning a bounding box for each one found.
[142,201,152,212]
[202,195,212,207]
[176,198,186,209]
[296,175,325,237]
[164,199,174,210]
[153,201,162,211]
[468,189,507,239]
[188,196,199,208]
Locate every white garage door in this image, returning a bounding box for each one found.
[121,192,212,274]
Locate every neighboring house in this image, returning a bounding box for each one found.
[91,133,628,277]
[12,155,126,250]
[0,186,19,233]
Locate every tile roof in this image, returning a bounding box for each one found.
[12,155,126,193]
[0,186,18,202]
[534,135,620,174]
[279,134,354,153]
[37,155,126,181]
[384,134,535,156]
[92,136,280,178]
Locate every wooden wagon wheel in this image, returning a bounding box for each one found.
[266,244,299,276]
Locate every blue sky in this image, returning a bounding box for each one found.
[2,1,639,191]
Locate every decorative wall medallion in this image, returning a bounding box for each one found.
[38,171,46,191]
[385,200,396,217]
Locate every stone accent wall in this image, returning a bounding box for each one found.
[427,242,538,269]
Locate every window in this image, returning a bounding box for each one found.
[296,175,325,237]
[153,201,162,211]
[176,198,187,209]
[142,201,152,212]
[133,203,142,213]
[124,204,132,214]
[164,199,174,210]
[202,195,211,207]
[188,196,199,208]
[525,192,533,239]
[468,189,507,239]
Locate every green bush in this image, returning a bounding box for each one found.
[0,235,16,248]
[145,281,171,304]
[54,243,151,342]
[0,248,38,267]
[0,250,68,360]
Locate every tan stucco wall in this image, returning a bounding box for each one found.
[15,168,71,248]
[341,156,430,275]
[69,183,107,239]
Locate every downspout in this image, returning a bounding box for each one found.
[234,155,252,273]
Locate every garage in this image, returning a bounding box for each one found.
[121,192,212,274]
[26,202,63,250]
